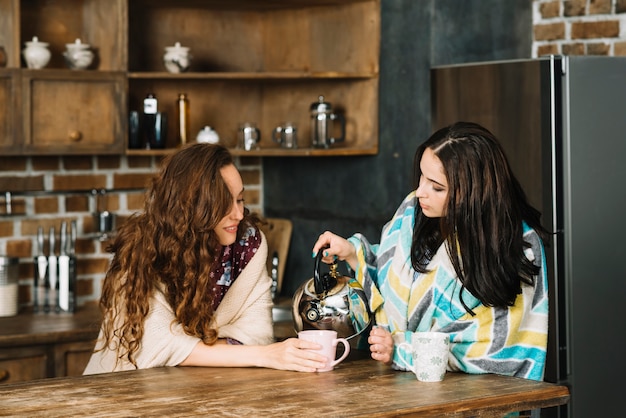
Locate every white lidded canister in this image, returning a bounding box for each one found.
[0,256,19,317]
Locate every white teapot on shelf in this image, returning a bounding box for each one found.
[196,126,219,144]
[163,42,191,73]
[22,36,51,69]
[63,39,94,70]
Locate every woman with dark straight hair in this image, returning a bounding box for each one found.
[313,121,550,380]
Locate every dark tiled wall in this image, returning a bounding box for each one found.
[266,0,532,297]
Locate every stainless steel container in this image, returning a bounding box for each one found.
[0,256,19,317]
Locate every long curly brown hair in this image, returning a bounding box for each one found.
[98,143,259,368]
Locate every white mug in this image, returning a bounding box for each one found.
[397,331,450,382]
[298,330,350,372]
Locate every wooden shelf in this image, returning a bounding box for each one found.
[126,145,378,158]
[127,71,377,80]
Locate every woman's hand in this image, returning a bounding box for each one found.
[259,338,328,372]
[312,231,358,271]
[368,326,393,365]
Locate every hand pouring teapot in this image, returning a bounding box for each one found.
[310,95,346,148]
[292,246,371,340]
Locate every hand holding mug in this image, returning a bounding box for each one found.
[298,330,350,372]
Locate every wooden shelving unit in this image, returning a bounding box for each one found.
[0,0,380,157]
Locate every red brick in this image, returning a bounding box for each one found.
[127,156,154,169]
[112,172,153,189]
[6,239,32,258]
[571,21,620,39]
[534,23,566,41]
[34,196,59,214]
[614,41,626,55]
[0,157,27,171]
[0,175,44,192]
[0,220,14,237]
[97,155,122,169]
[586,42,610,55]
[238,157,262,167]
[537,44,560,56]
[78,257,110,275]
[31,156,60,171]
[53,174,106,191]
[127,192,146,211]
[0,197,26,216]
[20,218,77,237]
[562,43,586,55]
[63,156,93,170]
[76,278,94,297]
[540,1,561,19]
[589,0,612,14]
[244,189,260,206]
[66,195,90,212]
[564,0,586,16]
[240,169,260,185]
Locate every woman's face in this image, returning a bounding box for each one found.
[415,148,448,218]
[215,164,245,246]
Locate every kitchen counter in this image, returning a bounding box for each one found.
[0,301,297,384]
[0,303,102,348]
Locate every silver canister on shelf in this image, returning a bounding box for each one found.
[238,122,260,151]
[0,256,19,317]
[310,95,346,148]
[273,122,297,149]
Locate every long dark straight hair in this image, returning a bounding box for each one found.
[411,122,549,313]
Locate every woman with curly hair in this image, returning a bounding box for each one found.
[84,143,326,374]
[312,122,550,380]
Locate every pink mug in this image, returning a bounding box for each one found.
[298,330,350,372]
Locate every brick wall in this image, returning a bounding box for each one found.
[533,0,626,56]
[0,154,262,310]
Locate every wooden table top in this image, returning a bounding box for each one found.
[0,352,569,417]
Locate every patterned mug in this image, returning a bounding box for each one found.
[398,332,450,382]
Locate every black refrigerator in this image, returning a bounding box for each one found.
[431,56,626,417]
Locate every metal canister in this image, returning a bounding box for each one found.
[0,256,19,317]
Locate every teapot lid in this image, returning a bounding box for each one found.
[165,42,189,52]
[26,36,48,46]
[66,39,90,50]
[310,95,332,112]
[196,126,219,144]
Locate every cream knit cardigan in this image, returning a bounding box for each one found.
[83,232,274,375]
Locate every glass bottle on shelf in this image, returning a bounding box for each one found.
[176,93,190,146]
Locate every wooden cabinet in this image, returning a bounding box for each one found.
[0,69,18,152]
[0,305,101,385]
[0,0,127,155]
[0,346,48,384]
[21,71,126,154]
[0,0,379,156]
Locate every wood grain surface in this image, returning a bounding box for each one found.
[0,353,569,417]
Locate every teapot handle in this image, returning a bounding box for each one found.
[314,245,338,295]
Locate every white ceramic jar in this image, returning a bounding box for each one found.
[196,126,219,144]
[63,39,94,70]
[22,36,51,69]
[163,42,191,73]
